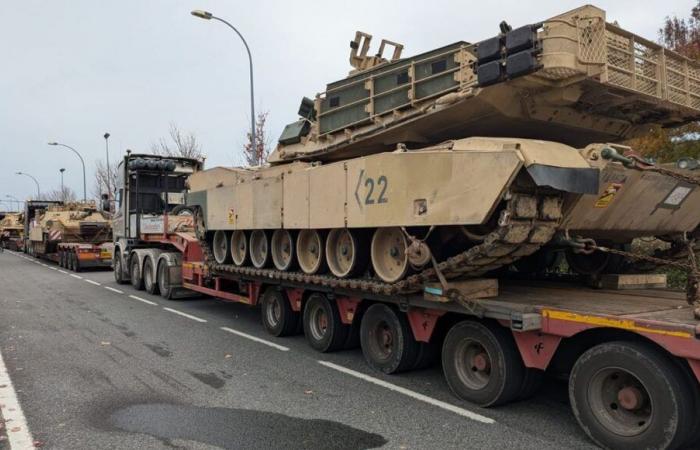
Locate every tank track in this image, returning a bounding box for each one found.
[202,192,563,296]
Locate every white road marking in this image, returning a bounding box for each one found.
[49,267,58,271]
[104,286,124,294]
[85,279,101,286]
[129,294,157,306]
[70,274,83,279]
[163,307,207,323]
[220,327,289,351]
[58,270,69,274]
[318,360,495,424]
[40,264,49,268]
[0,347,34,449]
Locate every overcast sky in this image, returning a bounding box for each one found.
[0,0,695,208]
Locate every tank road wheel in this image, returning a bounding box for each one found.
[260,288,299,337]
[212,230,232,265]
[157,260,174,300]
[303,293,349,352]
[143,257,159,295]
[271,229,296,271]
[114,253,127,284]
[441,320,525,407]
[360,304,420,374]
[130,256,144,290]
[569,341,694,450]
[250,230,271,269]
[371,227,410,283]
[296,229,325,274]
[325,228,366,278]
[230,230,249,266]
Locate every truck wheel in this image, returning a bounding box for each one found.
[260,288,298,337]
[73,252,81,272]
[143,257,159,295]
[114,253,127,284]
[303,293,348,352]
[69,252,77,272]
[360,304,419,374]
[517,367,544,400]
[569,341,694,450]
[441,320,524,407]
[130,256,144,290]
[59,251,65,268]
[157,261,173,300]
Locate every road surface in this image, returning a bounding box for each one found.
[0,250,597,449]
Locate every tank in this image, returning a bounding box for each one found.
[28,201,112,255]
[187,4,700,288]
[0,212,24,251]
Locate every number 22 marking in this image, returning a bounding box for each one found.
[364,175,388,205]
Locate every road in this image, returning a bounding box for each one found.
[0,250,597,450]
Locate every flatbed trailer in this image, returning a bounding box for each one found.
[118,230,700,450]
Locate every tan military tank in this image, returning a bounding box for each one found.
[0,212,24,251]
[28,201,112,270]
[187,4,700,288]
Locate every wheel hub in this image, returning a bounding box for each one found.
[472,352,490,372]
[617,386,644,411]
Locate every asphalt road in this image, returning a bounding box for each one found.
[0,250,598,450]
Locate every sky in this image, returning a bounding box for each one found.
[0,0,696,209]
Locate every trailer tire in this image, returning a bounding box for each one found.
[73,252,81,272]
[360,304,420,374]
[114,253,127,284]
[260,288,298,337]
[441,320,524,407]
[143,257,159,295]
[303,293,348,352]
[517,367,544,400]
[157,260,174,300]
[69,252,78,272]
[569,341,694,450]
[130,256,144,290]
[59,250,65,268]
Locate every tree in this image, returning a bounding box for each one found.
[151,122,204,160]
[44,186,77,202]
[92,159,120,205]
[243,112,271,166]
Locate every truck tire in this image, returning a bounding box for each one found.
[441,320,524,407]
[517,367,544,400]
[73,252,81,272]
[143,257,159,295]
[157,260,174,300]
[114,253,127,284]
[260,288,298,337]
[569,341,694,450]
[69,252,78,272]
[59,250,65,268]
[303,293,348,352]
[360,304,420,374]
[130,256,144,290]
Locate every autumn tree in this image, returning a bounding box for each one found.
[151,122,204,161]
[243,112,271,166]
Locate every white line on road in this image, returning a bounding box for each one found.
[58,270,68,274]
[318,360,495,424]
[129,294,157,306]
[70,274,83,279]
[84,279,101,286]
[0,347,35,449]
[220,326,289,351]
[104,286,124,294]
[49,267,58,271]
[163,307,207,323]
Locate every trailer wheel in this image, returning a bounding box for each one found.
[59,250,65,268]
[260,288,298,337]
[69,252,78,272]
[517,367,544,400]
[157,260,174,300]
[441,320,524,407]
[360,304,419,374]
[303,293,348,352]
[73,252,81,272]
[143,257,159,295]
[114,252,127,284]
[569,341,694,450]
[130,256,144,290]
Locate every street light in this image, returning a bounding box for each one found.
[60,168,66,201]
[48,142,86,202]
[15,172,40,198]
[191,9,256,154]
[103,133,111,206]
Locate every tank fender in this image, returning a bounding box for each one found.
[525,164,599,194]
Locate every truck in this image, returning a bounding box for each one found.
[111,5,700,449]
[25,200,113,272]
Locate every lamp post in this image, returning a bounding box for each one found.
[191,9,256,154]
[15,172,40,198]
[48,142,86,202]
[104,132,111,207]
[60,168,66,201]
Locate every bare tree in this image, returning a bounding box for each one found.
[243,112,271,166]
[151,122,204,160]
[44,186,77,202]
[92,159,120,203]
